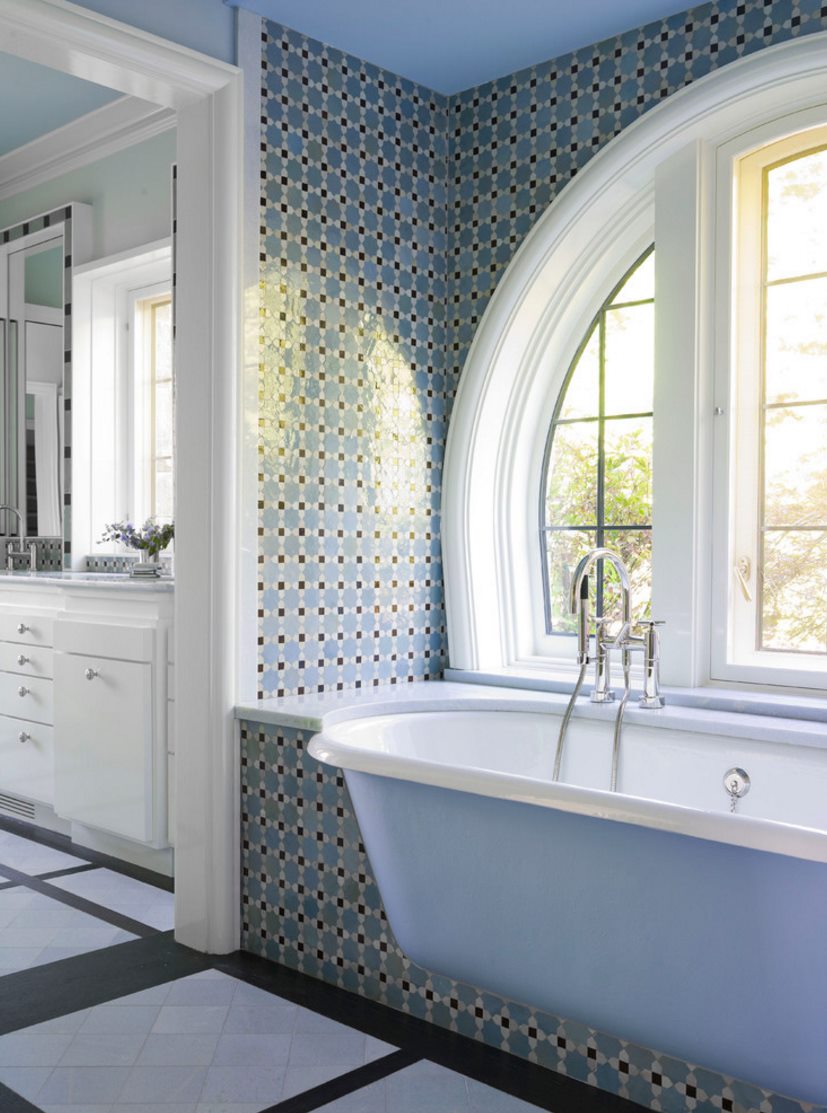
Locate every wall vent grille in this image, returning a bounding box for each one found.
[0,792,35,820]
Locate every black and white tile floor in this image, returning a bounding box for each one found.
[0,819,637,1113]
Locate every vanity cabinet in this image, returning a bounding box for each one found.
[0,601,57,805]
[0,579,173,850]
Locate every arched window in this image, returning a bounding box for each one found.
[542,248,654,634]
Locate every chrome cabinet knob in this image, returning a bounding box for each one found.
[16,623,29,634]
[16,654,28,666]
[84,668,99,681]
[18,731,30,744]
[17,685,28,697]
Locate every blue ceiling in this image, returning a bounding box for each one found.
[0,52,120,158]
[230,0,694,93]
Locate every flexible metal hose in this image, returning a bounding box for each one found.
[552,659,588,782]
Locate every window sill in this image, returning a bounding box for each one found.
[443,665,827,726]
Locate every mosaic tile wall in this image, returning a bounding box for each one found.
[258,22,449,699]
[240,722,824,1113]
[248,4,827,1111]
[445,0,827,380]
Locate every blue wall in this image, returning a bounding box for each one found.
[73,0,236,64]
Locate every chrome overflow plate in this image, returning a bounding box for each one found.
[724,767,750,813]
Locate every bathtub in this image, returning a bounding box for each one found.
[308,702,827,1103]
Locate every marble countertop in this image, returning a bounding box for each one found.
[0,570,175,592]
[235,679,827,750]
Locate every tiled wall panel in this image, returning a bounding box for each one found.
[447,0,827,377]
[258,23,450,699]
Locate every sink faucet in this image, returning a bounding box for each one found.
[0,506,35,572]
[553,546,665,792]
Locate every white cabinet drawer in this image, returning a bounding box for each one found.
[54,620,153,663]
[0,642,53,679]
[0,610,54,647]
[0,671,53,725]
[54,652,153,843]
[0,716,54,805]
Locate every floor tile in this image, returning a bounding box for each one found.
[47,869,174,930]
[0,888,138,973]
[37,1064,132,1104]
[118,1064,209,1104]
[136,1033,220,1067]
[0,830,87,874]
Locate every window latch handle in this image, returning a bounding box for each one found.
[734,557,753,603]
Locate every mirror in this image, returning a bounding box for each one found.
[0,206,85,567]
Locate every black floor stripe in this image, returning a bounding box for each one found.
[0,861,157,938]
[214,952,642,1113]
[0,1080,41,1113]
[260,1049,421,1113]
[0,814,174,892]
[35,862,99,882]
[0,932,210,1035]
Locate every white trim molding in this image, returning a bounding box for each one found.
[0,0,243,952]
[0,97,175,204]
[443,32,827,689]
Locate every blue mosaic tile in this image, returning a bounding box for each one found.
[240,723,827,1113]
[250,2,827,1110]
[258,22,450,699]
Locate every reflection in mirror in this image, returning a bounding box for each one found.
[0,228,65,560]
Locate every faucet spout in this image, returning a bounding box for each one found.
[569,547,632,665]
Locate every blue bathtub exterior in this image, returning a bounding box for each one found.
[345,769,827,1104]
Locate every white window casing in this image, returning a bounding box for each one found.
[442,32,827,694]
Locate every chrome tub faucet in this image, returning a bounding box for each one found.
[553,546,665,791]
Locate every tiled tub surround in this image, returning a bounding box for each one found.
[240,714,827,1113]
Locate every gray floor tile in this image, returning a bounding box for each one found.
[48,868,175,930]
[280,1064,359,1100]
[288,1032,369,1068]
[136,1033,220,1067]
[119,1064,209,1104]
[315,1078,388,1112]
[152,1005,230,1034]
[0,1065,53,1099]
[80,1005,161,1035]
[199,1061,286,1104]
[58,1031,147,1067]
[0,830,87,874]
[222,1003,297,1034]
[467,1078,544,1111]
[37,1064,132,1104]
[211,1032,292,1067]
[0,1031,74,1066]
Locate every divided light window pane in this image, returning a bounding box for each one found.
[543,249,654,634]
[759,146,827,654]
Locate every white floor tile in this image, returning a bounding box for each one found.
[0,830,88,874]
[48,868,175,930]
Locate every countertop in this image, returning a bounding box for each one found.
[0,570,175,593]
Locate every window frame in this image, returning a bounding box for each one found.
[540,246,655,637]
[441,37,827,701]
[711,111,827,692]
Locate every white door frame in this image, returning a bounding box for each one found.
[0,0,243,952]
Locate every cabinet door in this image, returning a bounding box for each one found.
[54,652,153,842]
[0,716,54,805]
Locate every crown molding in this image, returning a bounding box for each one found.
[0,95,176,204]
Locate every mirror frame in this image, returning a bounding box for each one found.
[0,203,90,568]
